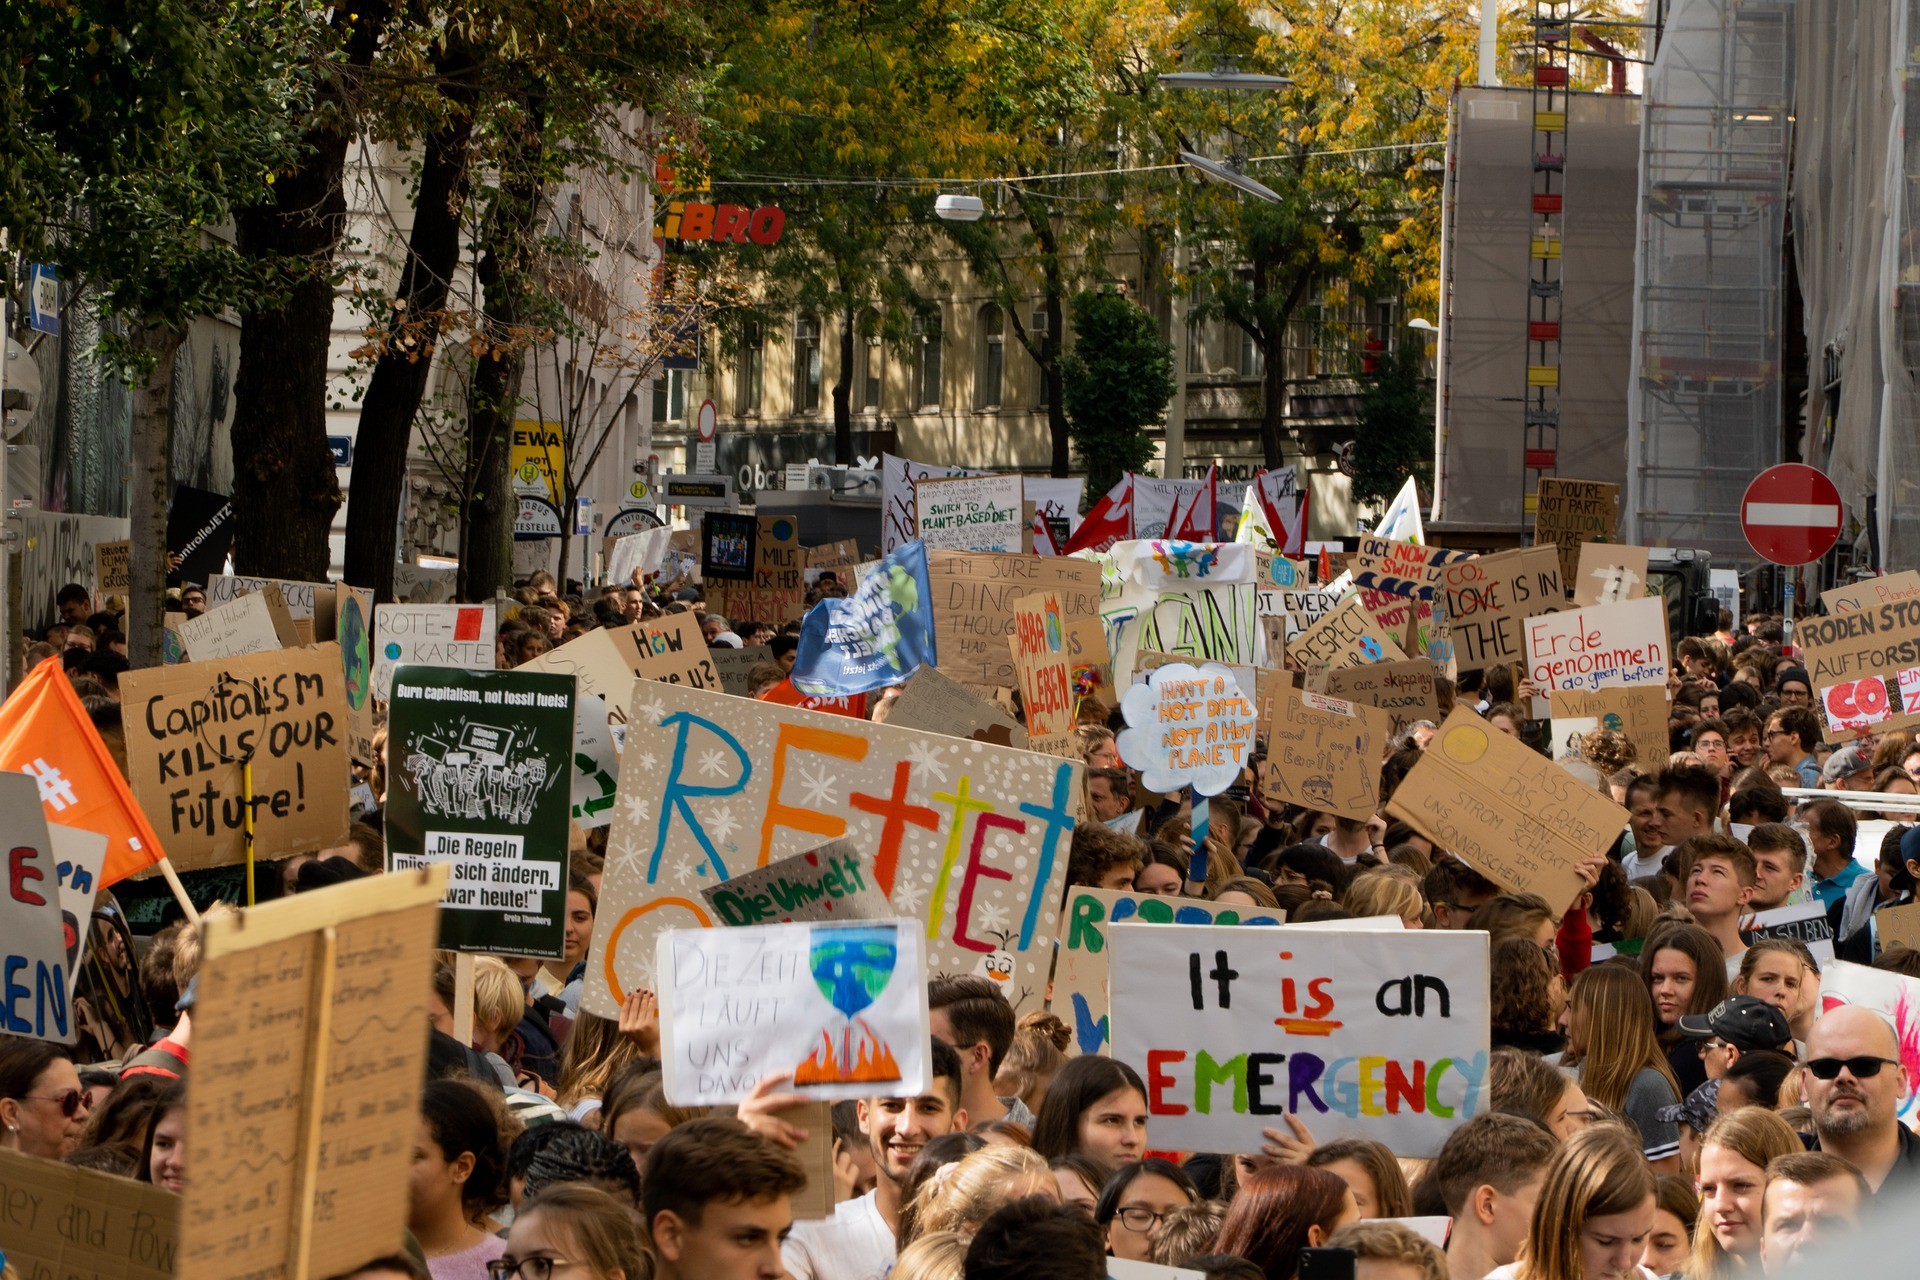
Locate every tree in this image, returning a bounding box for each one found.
[1061,289,1172,498]
[1351,338,1431,508]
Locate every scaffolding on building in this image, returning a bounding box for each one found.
[1625,0,1794,559]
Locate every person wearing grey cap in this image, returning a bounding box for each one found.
[1819,741,1875,790]
[1676,996,1795,1081]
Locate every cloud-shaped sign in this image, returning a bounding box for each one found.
[1116,661,1257,798]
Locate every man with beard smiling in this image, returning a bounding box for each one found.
[782,1038,968,1280]
[1805,1006,1920,1193]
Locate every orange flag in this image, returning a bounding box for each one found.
[0,658,166,886]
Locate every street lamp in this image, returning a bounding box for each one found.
[1407,318,1437,332]
[1157,69,1294,91]
[1178,150,1283,204]
[933,194,986,222]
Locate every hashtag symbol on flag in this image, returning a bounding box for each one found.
[24,758,77,811]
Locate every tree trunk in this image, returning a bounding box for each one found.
[1260,332,1287,469]
[127,326,185,668]
[342,46,478,600]
[833,302,854,464]
[227,5,389,579]
[1044,290,1068,477]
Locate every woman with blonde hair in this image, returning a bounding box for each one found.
[1493,1124,1655,1280]
[1073,725,1121,769]
[994,1012,1070,1114]
[893,1230,969,1280]
[1342,872,1426,929]
[1685,1109,1799,1280]
[595,1065,707,1170]
[556,1009,651,1118]
[1562,965,1683,1173]
[1213,876,1283,911]
[1731,938,1820,1042]
[902,1144,1056,1247]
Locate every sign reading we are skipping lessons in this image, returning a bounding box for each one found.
[1110,923,1489,1156]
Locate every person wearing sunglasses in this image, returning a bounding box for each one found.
[493,1183,650,1280]
[1804,1006,1919,1194]
[0,1037,91,1160]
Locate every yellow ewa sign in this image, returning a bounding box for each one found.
[510,420,565,502]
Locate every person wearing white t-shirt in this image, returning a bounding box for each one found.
[781,1039,968,1280]
[1619,776,1666,882]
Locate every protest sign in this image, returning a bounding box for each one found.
[1534,478,1621,583]
[166,484,234,587]
[1738,900,1835,964]
[1011,591,1075,755]
[915,473,1025,552]
[0,1146,178,1279]
[0,772,68,1041]
[1053,887,1284,1054]
[1524,595,1669,694]
[1819,960,1920,1122]
[702,510,758,581]
[1876,900,1920,952]
[658,918,932,1105]
[1317,660,1442,738]
[120,646,352,871]
[94,538,130,596]
[700,839,892,926]
[1026,477,1085,548]
[1110,1261,1206,1280]
[1066,614,1112,709]
[628,614,724,690]
[1574,542,1653,606]
[1132,476,1208,540]
[207,573,329,630]
[807,537,862,582]
[334,583,377,763]
[1110,923,1489,1155]
[584,683,1083,1017]
[372,603,497,702]
[1105,541,1261,686]
[791,540,937,697]
[570,693,621,828]
[1258,686,1388,823]
[1547,685,1670,776]
[927,550,1101,690]
[887,666,1028,748]
[1133,651,1278,730]
[1351,537,1473,601]
[181,865,448,1280]
[1440,546,1565,668]
[386,668,575,958]
[883,454,979,552]
[393,561,457,603]
[713,644,775,695]
[179,584,301,661]
[1822,570,1920,615]
[1794,599,1920,740]
[711,514,806,624]
[607,526,673,587]
[1116,662,1257,799]
[50,825,107,1006]
[1259,565,1338,645]
[1387,707,1625,914]
[1289,594,1409,673]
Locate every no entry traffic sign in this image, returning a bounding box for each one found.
[1741,464,1842,566]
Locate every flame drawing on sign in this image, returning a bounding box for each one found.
[794,926,905,1086]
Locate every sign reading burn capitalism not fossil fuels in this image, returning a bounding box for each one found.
[387,666,577,958]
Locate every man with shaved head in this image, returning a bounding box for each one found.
[1805,1005,1920,1193]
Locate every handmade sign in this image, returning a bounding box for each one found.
[1387,707,1625,914]
[712,644,776,696]
[791,540,937,697]
[658,918,932,1105]
[1819,960,1920,1121]
[583,684,1083,1017]
[1132,476,1209,540]
[702,510,758,581]
[180,866,448,1280]
[49,825,107,1006]
[178,584,302,661]
[1258,686,1388,823]
[1574,543,1653,607]
[1316,660,1442,738]
[334,584,377,763]
[0,771,68,1041]
[883,454,979,552]
[1025,477,1085,549]
[915,473,1025,552]
[94,539,131,596]
[1547,686,1669,775]
[1289,594,1409,672]
[1524,595,1669,693]
[926,550,1101,690]
[570,694,621,828]
[1105,540,1261,686]
[206,573,329,621]
[1053,887,1284,1054]
[1110,923,1489,1155]
[607,526,673,587]
[1534,478,1621,583]
[1439,546,1565,668]
[711,514,806,623]
[1110,1260,1206,1280]
[1133,652,1278,732]
[0,1146,178,1279]
[1116,663,1257,799]
[386,668,574,957]
[1066,614,1112,710]
[120,646,352,871]
[807,537,862,583]
[1794,599,1920,740]
[1351,537,1473,601]
[629,614,724,690]
[1260,583,1338,646]
[372,603,497,702]
[887,666,1028,748]
[1011,590,1075,755]
[700,839,892,926]
[1877,900,1920,952]
[1737,900,1835,963]
[1822,570,1920,615]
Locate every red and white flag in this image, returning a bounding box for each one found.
[1063,474,1134,554]
[1168,465,1218,541]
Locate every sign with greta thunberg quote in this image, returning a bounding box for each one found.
[386,667,576,958]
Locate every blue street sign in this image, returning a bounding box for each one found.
[26,265,59,336]
[328,435,353,466]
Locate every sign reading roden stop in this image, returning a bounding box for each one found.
[1741,464,1843,567]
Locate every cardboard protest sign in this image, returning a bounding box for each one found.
[1317,660,1442,738]
[1440,546,1565,668]
[1819,960,1920,1122]
[628,614,724,690]
[180,866,447,1280]
[207,573,329,636]
[712,644,776,695]
[926,550,1101,690]
[1547,685,1670,775]
[1574,542,1653,606]
[386,668,575,958]
[607,526,673,587]
[584,683,1083,1018]
[94,538,130,596]
[1351,537,1473,600]
[711,514,806,624]
[120,646,352,871]
[179,584,302,661]
[1525,595,1669,693]
[1822,570,1920,615]
[0,772,69,1041]
[334,583,377,763]
[1387,707,1626,914]
[372,602,497,701]
[1106,541,1261,685]
[1115,663,1257,799]
[1876,900,1920,952]
[1534,478,1621,583]
[49,825,107,1007]
[658,918,932,1105]
[393,561,457,603]
[701,839,892,925]
[570,694,621,828]
[791,540,938,697]
[1110,923,1489,1155]
[1258,686,1388,823]
[1053,887,1284,1054]
[1794,600,1920,741]
[883,454,979,552]
[1011,591,1075,755]
[807,537,862,581]
[0,1146,178,1279]
[887,666,1028,748]
[915,473,1025,551]
[1261,584,1338,646]
[1738,900,1835,963]
[1290,594,1409,672]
